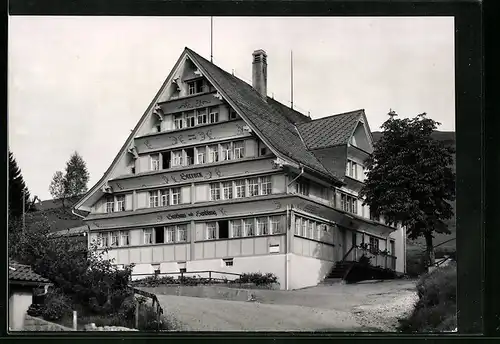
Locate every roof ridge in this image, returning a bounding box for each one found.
[302,109,364,125]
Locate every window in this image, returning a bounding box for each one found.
[155,227,164,244]
[210,183,220,201]
[177,224,187,242]
[161,152,171,170]
[315,223,322,240]
[244,219,255,236]
[105,196,114,213]
[196,147,206,164]
[270,216,281,234]
[160,190,169,206]
[296,179,310,196]
[98,233,109,248]
[232,220,242,238]
[151,154,160,171]
[347,160,358,179]
[229,108,238,120]
[209,107,219,123]
[370,210,380,222]
[233,141,245,159]
[369,236,380,254]
[260,147,268,156]
[120,231,130,246]
[188,80,206,95]
[218,221,229,239]
[110,231,119,247]
[223,258,234,267]
[185,148,194,166]
[185,111,195,127]
[188,82,196,95]
[171,188,180,205]
[208,145,219,163]
[144,229,153,244]
[166,226,175,243]
[172,151,183,167]
[197,108,208,125]
[116,195,126,212]
[206,222,217,240]
[149,191,159,208]
[295,217,301,235]
[222,181,233,200]
[256,218,269,236]
[174,114,184,129]
[248,178,259,197]
[341,193,358,214]
[235,179,246,198]
[260,176,272,195]
[221,143,232,161]
[301,219,308,238]
[308,221,315,239]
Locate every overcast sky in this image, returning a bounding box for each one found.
[8,16,455,201]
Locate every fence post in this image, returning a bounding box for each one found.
[73,310,77,331]
[180,271,184,285]
[135,298,139,329]
[209,271,212,284]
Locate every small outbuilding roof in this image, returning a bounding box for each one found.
[9,260,51,285]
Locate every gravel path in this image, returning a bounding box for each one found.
[158,295,364,332]
[157,279,418,332]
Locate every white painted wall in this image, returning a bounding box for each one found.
[389,226,406,273]
[289,254,335,290]
[9,290,33,330]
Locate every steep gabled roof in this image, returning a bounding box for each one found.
[185,48,338,182]
[297,109,365,150]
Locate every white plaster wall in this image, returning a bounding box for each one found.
[131,264,155,281]
[137,192,148,209]
[271,175,286,194]
[125,194,133,211]
[289,254,335,290]
[186,254,287,289]
[9,291,32,330]
[181,186,191,204]
[389,226,406,273]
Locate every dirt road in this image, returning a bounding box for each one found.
[158,279,418,332]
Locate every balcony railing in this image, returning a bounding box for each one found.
[342,244,397,270]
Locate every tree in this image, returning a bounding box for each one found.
[49,171,67,205]
[49,151,89,206]
[9,151,33,219]
[360,111,455,267]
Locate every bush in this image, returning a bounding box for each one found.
[358,254,372,266]
[41,290,72,321]
[398,264,457,332]
[234,272,279,287]
[131,275,176,287]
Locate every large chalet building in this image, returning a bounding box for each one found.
[73,47,406,290]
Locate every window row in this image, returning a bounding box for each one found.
[97,230,130,248]
[209,176,272,201]
[144,224,188,244]
[294,216,332,241]
[340,192,358,215]
[148,187,181,208]
[150,140,246,171]
[204,216,284,240]
[105,195,127,213]
[172,104,239,130]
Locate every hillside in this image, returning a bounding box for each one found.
[372,130,456,274]
[27,195,87,233]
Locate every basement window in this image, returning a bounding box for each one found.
[223,258,234,267]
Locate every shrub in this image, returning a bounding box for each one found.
[234,272,279,287]
[398,264,457,333]
[358,254,372,266]
[131,275,176,287]
[41,290,72,321]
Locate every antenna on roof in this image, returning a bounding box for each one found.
[210,17,213,63]
[290,50,294,110]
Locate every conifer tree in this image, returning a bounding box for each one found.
[9,151,32,219]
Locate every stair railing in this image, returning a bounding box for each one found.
[341,245,356,262]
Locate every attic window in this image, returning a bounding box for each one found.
[229,108,238,120]
[188,79,206,95]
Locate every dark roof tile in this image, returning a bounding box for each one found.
[9,260,51,284]
[298,110,364,150]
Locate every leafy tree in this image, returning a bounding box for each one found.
[9,151,34,219]
[360,111,455,267]
[49,171,67,205]
[49,151,89,206]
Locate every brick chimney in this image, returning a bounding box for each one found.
[252,49,267,99]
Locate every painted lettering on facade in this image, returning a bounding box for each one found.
[156,208,220,221]
[177,99,212,110]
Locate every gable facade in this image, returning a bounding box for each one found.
[74,48,406,289]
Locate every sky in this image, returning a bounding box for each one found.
[8,16,455,201]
